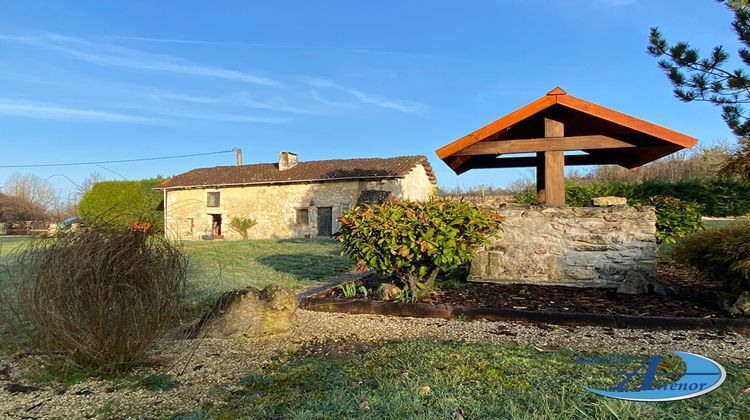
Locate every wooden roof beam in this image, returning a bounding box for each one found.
[454,135,637,156]
[463,153,628,169]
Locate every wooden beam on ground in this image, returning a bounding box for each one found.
[454,135,636,156]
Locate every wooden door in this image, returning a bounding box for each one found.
[317,207,332,237]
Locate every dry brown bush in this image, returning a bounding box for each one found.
[9,227,187,372]
[568,144,732,183]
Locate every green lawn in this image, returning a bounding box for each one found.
[0,235,30,258]
[178,339,750,419]
[0,236,31,287]
[180,239,352,308]
[0,236,352,309]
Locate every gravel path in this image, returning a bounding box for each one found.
[1,309,748,419]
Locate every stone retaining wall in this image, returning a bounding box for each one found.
[469,205,656,288]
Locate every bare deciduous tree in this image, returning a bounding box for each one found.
[3,172,59,220]
[77,172,103,199]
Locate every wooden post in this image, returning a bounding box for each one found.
[536,152,545,203]
[541,118,565,206]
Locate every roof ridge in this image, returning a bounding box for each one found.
[155,154,436,189]
[187,155,428,171]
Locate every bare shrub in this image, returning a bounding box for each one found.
[11,227,187,372]
[569,144,732,183]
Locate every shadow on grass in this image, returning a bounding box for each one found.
[257,251,351,282]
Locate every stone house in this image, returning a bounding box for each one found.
[154,153,436,240]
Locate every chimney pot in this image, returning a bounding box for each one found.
[236,148,243,166]
[279,151,299,170]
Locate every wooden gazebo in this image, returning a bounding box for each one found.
[435,87,698,206]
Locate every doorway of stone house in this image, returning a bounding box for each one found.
[317,207,332,237]
[211,214,223,239]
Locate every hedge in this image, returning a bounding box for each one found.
[671,223,750,294]
[78,178,164,233]
[516,178,750,217]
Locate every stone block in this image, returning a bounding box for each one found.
[378,283,403,301]
[191,284,297,339]
[563,267,599,280]
[616,271,666,295]
[591,196,628,206]
[468,251,489,278]
[730,291,750,316]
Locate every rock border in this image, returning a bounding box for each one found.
[300,296,750,333]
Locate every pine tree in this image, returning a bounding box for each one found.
[649,1,750,136]
[648,1,750,178]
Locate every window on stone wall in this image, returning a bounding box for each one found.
[296,208,309,226]
[207,192,220,207]
[187,218,194,235]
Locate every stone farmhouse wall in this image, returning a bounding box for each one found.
[469,205,657,288]
[164,164,434,240]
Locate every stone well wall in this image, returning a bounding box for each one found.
[469,205,657,288]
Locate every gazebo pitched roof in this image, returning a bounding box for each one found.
[436,87,698,174]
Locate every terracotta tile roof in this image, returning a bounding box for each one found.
[155,155,436,190]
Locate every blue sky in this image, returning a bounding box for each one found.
[0,0,741,197]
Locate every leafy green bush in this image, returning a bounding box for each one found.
[514,187,537,205]
[565,181,637,207]
[636,178,750,217]
[642,196,703,244]
[672,223,750,294]
[228,216,257,240]
[515,181,637,207]
[514,178,750,217]
[337,201,502,301]
[78,178,164,233]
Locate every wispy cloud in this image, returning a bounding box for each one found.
[0,33,278,86]
[154,109,288,124]
[592,0,636,6]
[0,97,284,125]
[105,35,221,45]
[150,92,222,104]
[0,98,157,123]
[303,77,427,113]
[0,31,429,120]
[347,89,426,113]
[149,91,314,114]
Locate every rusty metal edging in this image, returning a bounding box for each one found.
[300,297,750,334]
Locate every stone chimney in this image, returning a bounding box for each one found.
[236,148,243,166]
[278,152,299,171]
